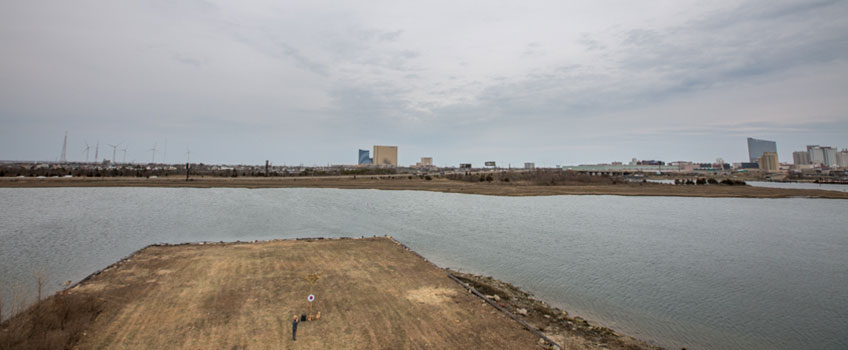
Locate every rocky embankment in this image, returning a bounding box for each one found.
[448,269,666,350]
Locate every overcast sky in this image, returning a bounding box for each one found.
[1,0,846,166]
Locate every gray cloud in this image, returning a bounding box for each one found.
[1,0,846,166]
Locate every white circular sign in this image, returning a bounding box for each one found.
[307,294,315,302]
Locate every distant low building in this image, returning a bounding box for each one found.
[562,163,683,173]
[415,157,433,168]
[673,162,696,172]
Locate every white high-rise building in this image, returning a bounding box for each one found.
[836,149,848,168]
[807,145,839,167]
[823,147,838,167]
[808,145,825,165]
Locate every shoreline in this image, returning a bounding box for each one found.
[2,176,847,199]
[1,236,665,350]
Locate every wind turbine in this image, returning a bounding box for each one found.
[185,146,191,164]
[108,143,121,163]
[82,140,91,163]
[121,146,128,163]
[149,142,157,164]
[94,141,100,163]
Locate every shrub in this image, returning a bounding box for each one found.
[424,175,432,180]
[0,290,102,350]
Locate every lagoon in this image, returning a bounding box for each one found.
[1,188,846,349]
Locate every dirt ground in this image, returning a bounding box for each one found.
[1,176,846,199]
[22,238,550,349]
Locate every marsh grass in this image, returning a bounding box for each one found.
[0,267,102,350]
[0,290,102,350]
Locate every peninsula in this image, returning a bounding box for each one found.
[0,237,660,350]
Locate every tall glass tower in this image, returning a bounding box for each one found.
[747,137,777,162]
[358,149,372,165]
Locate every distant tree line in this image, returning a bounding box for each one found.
[0,164,398,178]
[673,178,746,185]
[446,170,624,186]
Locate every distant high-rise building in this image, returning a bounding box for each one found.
[418,157,433,167]
[758,152,779,172]
[807,145,838,167]
[822,147,838,167]
[524,162,535,170]
[837,149,848,168]
[358,149,372,165]
[793,151,810,165]
[747,137,777,163]
[807,145,824,165]
[373,145,398,167]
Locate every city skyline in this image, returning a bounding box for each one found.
[3,132,848,168]
[1,1,847,166]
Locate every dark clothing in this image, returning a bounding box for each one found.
[292,319,299,340]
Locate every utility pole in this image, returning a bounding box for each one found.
[186,162,190,181]
[265,160,269,176]
[83,141,91,163]
[149,143,157,164]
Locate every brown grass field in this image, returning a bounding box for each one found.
[2,238,553,349]
[1,175,846,199]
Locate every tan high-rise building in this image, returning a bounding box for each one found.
[373,145,398,167]
[758,152,779,172]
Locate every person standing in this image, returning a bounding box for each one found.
[292,315,300,341]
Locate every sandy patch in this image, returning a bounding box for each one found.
[406,287,457,306]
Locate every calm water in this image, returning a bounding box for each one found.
[1,188,846,350]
